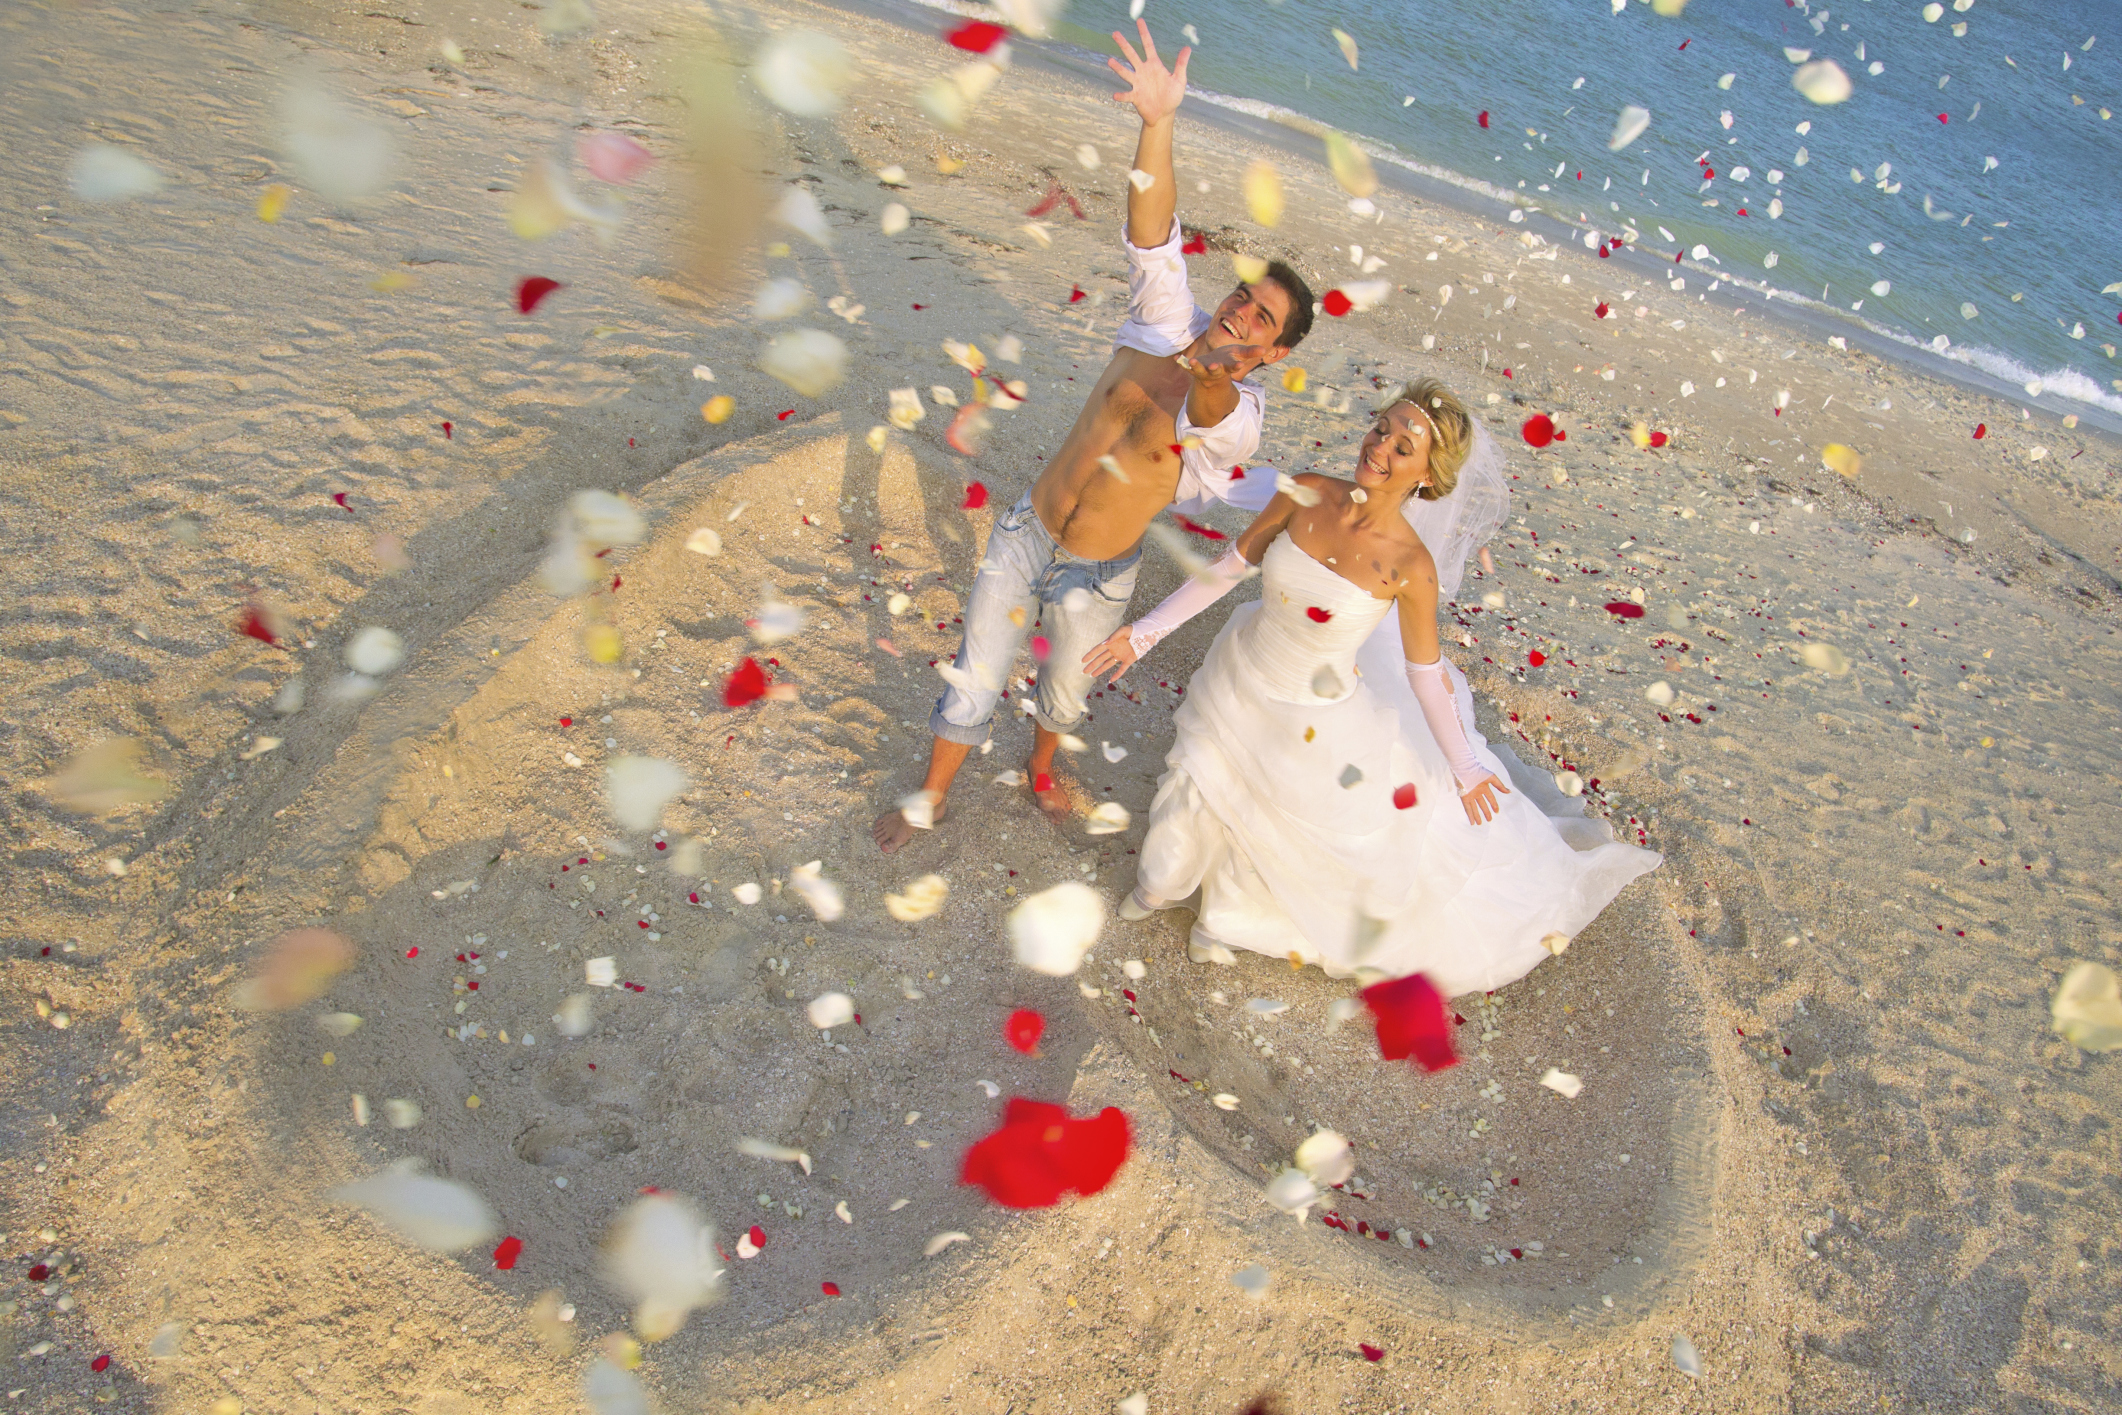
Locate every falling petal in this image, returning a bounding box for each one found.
[235,928,355,1011]
[1540,1067,1584,1099]
[753,277,812,320]
[42,738,169,815]
[881,201,910,235]
[1607,105,1652,152]
[789,860,845,922]
[1294,1130,1354,1186]
[1820,443,1863,478]
[1008,881,1106,975]
[759,328,848,397]
[753,30,854,117]
[1085,801,1132,835]
[885,873,950,922]
[772,186,834,247]
[606,756,687,833]
[583,1359,649,1415]
[344,625,404,676]
[579,131,655,184]
[960,1098,1131,1207]
[66,143,166,202]
[1323,131,1376,198]
[1671,1335,1703,1378]
[2052,962,2122,1052]
[603,1193,724,1341]
[329,1161,498,1252]
[280,85,396,205]
[1792,60,1854,105]
[1243,161,1284,227]
[807,991,855,1028]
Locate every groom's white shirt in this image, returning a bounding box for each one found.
[1113,217,1278,518]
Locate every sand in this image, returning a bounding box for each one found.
[3,1,2120,1412]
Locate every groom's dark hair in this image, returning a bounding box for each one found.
[1256,260,1315,350]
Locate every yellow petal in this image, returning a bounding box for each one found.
[1820,443,1863,477]
[702,395,735,424]
[1323,131,1376,198]
[1244,160,1283,227]
[257,183,291,222]
[1281,366,1308,394]
[1232,253,1268,285]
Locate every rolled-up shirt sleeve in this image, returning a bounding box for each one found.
[1171,380,1273,514]
[1112,217,1211,358]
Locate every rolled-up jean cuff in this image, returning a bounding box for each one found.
[1031,706,1085,736]
[928,703,994,747]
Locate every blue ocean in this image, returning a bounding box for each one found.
[897,0,2120,422]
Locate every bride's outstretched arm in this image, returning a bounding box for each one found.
[1081,483,1307,680]
[1396,567,1511,826]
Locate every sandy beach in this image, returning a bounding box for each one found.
[3,1,2120,1411]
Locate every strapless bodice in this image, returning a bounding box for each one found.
[1235,536,1394,704]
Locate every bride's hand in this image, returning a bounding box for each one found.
[1083,625,1139,682]
[1459,774,1511,826]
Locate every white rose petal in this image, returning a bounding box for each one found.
[1540,1068,1584,1099]
[603,1193,725,1341]
[881,201,910,235]
[788,860,844,922]
[1085,801,1132,835]
[606,756,687,833]
[732,882,763,905]
[1294,1129,1354,1186]
[759,328,848,398]
[753,30,854,118]
[2052,961,2122,1052]
[1607,105,1652,152]
[344,626,404,677]
[1008,881,1106,976]
[806,991,854,1029]
[66,144,165,202]
[885,873,950,922]
[329,1161,497,1252]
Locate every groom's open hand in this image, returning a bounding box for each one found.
[1083,624,1140,684]
[1108,19,1191,127]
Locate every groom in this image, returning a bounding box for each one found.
[874,20,1315,853]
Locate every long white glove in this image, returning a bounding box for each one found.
[1126,547,1252,659]
[1405,658,1489,793]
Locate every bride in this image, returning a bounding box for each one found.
[1082,378,1660,997]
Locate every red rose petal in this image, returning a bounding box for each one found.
[442,420,452,439]
[821,1280,842,1296]
[1554,429,1567,441]
[91,1354,111,1373]
[26,1264,49,1281]
[492,1235,523,1270]
[1181,230,1207,255]
[746,1225,768,1251]
[963,481,989,510]
[1603,602,1647,618]
[1477,110,1489,128]
[1937,113,1949,123]
[1322,289,1354,317]
[723,657,770,707]
[1068,285,1086,303]
[516,276,563,315]
[1502,368,1513,379]
[1521,413,1555,448]
[777,409,795,421]
[1173,514,1228,540]
[1595,302,1610,318]
[1528,650,1547,667]
[1030,634,1051,662]
[332,491,351,510]
[1360,973,1458,1072]
[236,603,277,646]
[1391,783,1417,810]
[1972,423,1986,439]
[961,1098,1133,1208]
[1360,1343,1385,1362]
[1306,606,1333,623]
[1648,430,1670,448]
[1004,1008,1046,1054]
[1033,772,1055,794]
[946,19,1008,52]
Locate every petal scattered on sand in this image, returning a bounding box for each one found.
[736,1137,813,1174]
[924,1231,971,1257]
[606,756,687,833]
[753,30,853,117]
[1008,881,1106,975]
[1540,1067,1584,1099]
[42,738,169,815]
[885,873,950,922]
[1607,105,1652,152]
[555,993,595,1036]
[760,328,848,398]
[235,928,355,1011]
[329,1161,498,1252]
[603,1193,725,1341]
[66,144,165,202]
[1671,1335,1704,1378]
[2052,962,2122,1052]
[384,1098,423,1129]
[685,527,723,556]
[807,991,855,1029]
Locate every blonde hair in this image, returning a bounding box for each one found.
[1378,378,1472,501]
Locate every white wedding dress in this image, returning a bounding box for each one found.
[1136,536,1661,998]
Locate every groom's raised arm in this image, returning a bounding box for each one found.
[1110,20,1188,249]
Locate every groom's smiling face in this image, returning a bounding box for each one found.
[1204,280,1295,365]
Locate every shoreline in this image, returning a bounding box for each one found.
[824,0,2122,441]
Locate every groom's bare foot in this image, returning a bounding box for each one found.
[1030,771,1072,826]
[873,798,947,854]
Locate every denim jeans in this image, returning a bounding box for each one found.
[930,492,1142,744]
